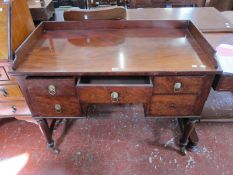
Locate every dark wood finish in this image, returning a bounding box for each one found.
[28,0,55,21]
[11,20,220,154]
[12,20,218,75]
[213,75,233,91]
[36,118,56,150]
[77,76,152,104]
[26,77,77,96]
[29,96,81,117]
[179,118,198,155]
[130,0,206,8]
[78,86,152,104]
[193,75,215,115]
[149,95,197,116]
[126,7,233,31]
[0,67,9,80]
[153,76,204,94]
[64,6,126,21]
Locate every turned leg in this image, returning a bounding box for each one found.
[187,128,199,151]
[178,118,199,151]
[36,118,60,154]
[143,103,149,116]
[178,118,198,155]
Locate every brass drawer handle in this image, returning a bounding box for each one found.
[174,82,182,92]
[55,104,62,113]
[48,85,56,96]
[111,92,119,102]
[12,105,17,113]
[0,88,8,97]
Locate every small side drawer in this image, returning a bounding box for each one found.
[0,101,31,117]
[0,84,23,100]
[30,96,81,117]
[213,75,233,91]
[0,67,9,81]
[149,95,197,116]
[153,76,204,94]
[26,77,76,96]
[77,76,153,104]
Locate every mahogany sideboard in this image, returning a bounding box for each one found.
[10,20,220,155]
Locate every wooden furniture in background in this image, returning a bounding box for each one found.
[0,0,33,120]
[205,0,233,11]
[129,0,206,8]
[27,0,55,21]
[64,6,126,21]
[126,7,233,31]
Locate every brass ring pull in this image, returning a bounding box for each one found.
[174,82,182,92]
[12,105,17,113]
[48,85,56,96]
[0,88,8,97]
[111,92,119,102]
[55,104,62,113]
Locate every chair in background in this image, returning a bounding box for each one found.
[63,6,126,21]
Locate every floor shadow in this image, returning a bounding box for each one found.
[55,119,76,148]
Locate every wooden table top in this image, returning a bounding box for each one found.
[13,21,218,75]
[126,7,233,31]
[55,7,233,31]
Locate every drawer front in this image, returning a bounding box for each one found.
[149,95,197,116]
[153,76,204,94]
[214,75,233,91]
[26,78,76,96]
[30,96,81,117]
[78,86,152,104]
[0,101,31,117]
[0,84,23,100]
[0,67,8,80]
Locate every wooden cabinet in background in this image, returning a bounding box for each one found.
[0,0,34,60]
[0,0,33,118]
[129,0,206,8]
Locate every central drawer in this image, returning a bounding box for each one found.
[77,76,153,104]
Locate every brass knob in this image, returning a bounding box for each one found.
[55,104,62,113]
[12,105,17,113]
[174,82,182,92]
[111,92,119,102]
[0,88,8,97]
[48,85,56,96]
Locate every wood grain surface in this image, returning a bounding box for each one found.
[12,20,218,75]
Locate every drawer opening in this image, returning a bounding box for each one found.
[78,76,152,86]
